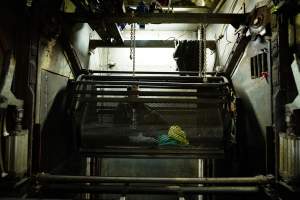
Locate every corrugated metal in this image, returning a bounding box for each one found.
[279,133,300,182]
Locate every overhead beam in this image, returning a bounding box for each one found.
[64,13,248,25]
[105,23,123,43]
[92,23,124,44]
[89,40,216,50]
[127,5,210,13]
[107,13,247,24]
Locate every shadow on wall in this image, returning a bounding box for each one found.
[41,87,83,175]
[235,89,266,176]
[231,38,271,175]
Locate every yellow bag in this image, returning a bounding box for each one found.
[168,125,189,145]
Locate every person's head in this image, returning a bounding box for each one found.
[127,84,139,97]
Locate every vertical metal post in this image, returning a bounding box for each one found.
[271,7,290,181]
[198,159,204,200]
[167,0,172,12]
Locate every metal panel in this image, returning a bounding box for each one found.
[40,69,69,126]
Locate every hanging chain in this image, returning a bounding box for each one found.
[203,24,207,78]
[199,26,202,77]
[130,23,134,60]
[130,23,136,76]
[129,24,133,60]
[130,11,136,76]
[199,25,207,78]
[133,23,136,76]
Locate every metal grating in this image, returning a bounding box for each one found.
[69,73,231,158]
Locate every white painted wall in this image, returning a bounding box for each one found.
[206,0,258,72]
[70,23,92,68]
[89,29,197,72]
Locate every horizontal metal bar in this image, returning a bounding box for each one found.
[83,70,224,76]
[36,174,274,185]
[96,109,200,115]
[96,106,200,111]
[74,90,223,98]
[75,97,222,104]
[65,13,248,24]
[81,75,226,82]
[89,40,216,50]
[80,147,224,159]
[127,5,211,12]
[91,84,222,90]
[75,81,226,88]
[40,184,260,194]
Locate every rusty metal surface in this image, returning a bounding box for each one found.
[39,38,73,78]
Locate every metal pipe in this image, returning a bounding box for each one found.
[40,184,261,194]
[74,90,222,98]
[85,70,222,75]
[36,174,274,185]
[75,97,222,104]
[213,0,226,13]
[75,81,226,88]
[80,148,225,159]
[81,75,225,82]
[92,85,221,89]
